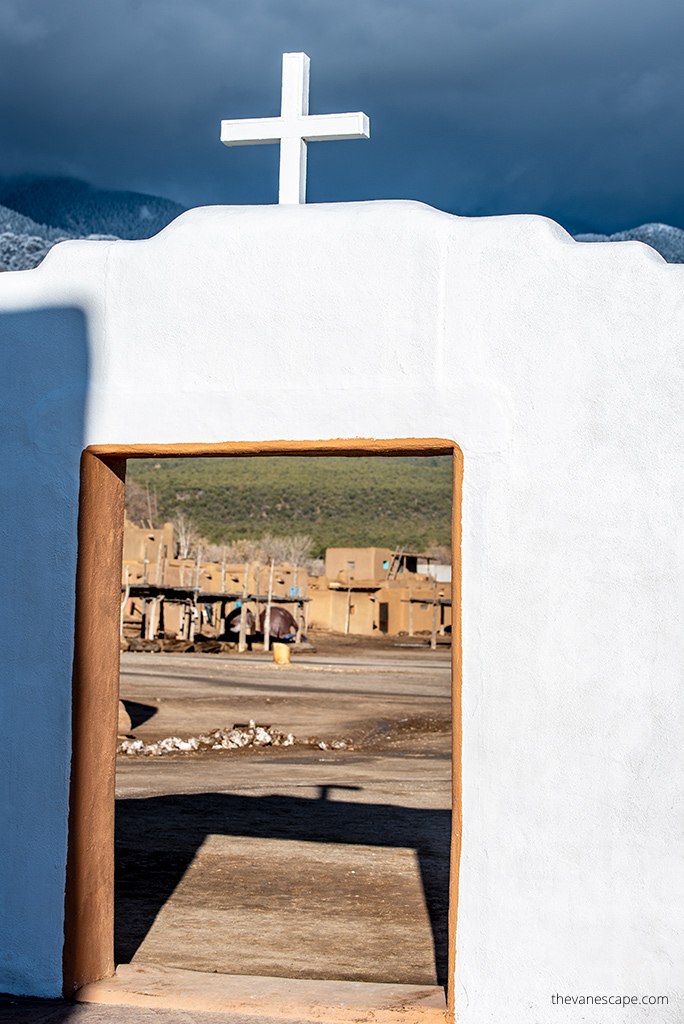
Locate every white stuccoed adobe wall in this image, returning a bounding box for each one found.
[0,200,682,1021]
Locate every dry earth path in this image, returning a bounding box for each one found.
[116,641,452,990]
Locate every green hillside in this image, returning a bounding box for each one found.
[125,455,453,557]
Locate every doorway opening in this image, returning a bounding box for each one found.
[64,438,462,1018]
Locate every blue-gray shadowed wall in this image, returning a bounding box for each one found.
[0,308,88,995]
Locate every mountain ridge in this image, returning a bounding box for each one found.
[574,222,684,262]
[0,175,185,240]
[0,176,683,271]
[0,175,186,271]
[125,455,454,558]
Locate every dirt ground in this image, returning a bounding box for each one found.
[116,631,452,988]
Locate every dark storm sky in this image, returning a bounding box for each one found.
[1,0,683,233]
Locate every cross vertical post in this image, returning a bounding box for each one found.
[220,52,370,204]
[279,52,309,204]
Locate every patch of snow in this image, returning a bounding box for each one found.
[119,720,298,756]
[0,175,186,271]
[0,175,185,240]
[0,204,74,242]
[118,719,353,757]
[0,232,58,272]
[0,226,120,272]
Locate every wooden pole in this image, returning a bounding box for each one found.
[296,601,303,645]
[160,544,167,586]
[148,597,159,640]
[264,559,274,652]
[345,586,352,634]
[293,563,302,644]
[154,535,163,586]
[63,452,125,994]
[238,562,249,653]
[120,565,130,639]
[255,563,261,624]
[181,601,192,641]
[194,545,203,589]
[409,585,413,637]
[431,577,438,650]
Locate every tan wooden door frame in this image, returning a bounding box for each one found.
[63,437,463,1017]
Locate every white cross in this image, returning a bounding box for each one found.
[220,52,370,205]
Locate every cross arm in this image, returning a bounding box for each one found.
[220,117,286,147]
[301,112,370,142]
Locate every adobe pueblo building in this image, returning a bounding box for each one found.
[120,520,452,645]
[1,55,682,1024]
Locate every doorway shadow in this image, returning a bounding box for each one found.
[115,786,451,985]
[120,699,158,729]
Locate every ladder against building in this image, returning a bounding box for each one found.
[385,547,428,579]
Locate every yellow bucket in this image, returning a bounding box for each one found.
[272,642,291,665]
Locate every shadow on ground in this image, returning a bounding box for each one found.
[115,788,450,985]
[121,700,158,729]
[0,995,297,1022]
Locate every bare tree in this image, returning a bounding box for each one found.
[199,543,224,564]
[283,534,314,566]
[257,533,290,564]
[125,480,152,527]
[200,534,318,571]
[258,533,314,566]
[172,511,200,560]
[427,543,452,565]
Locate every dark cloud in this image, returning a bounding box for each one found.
[1,0,683,232]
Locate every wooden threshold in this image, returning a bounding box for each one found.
[75,963,447,1023]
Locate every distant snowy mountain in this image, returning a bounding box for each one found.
[1,177,683,273]
[0,176,186,271]
[573,223,684,263]
[0,176,185,240]
[0,203,75,242]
